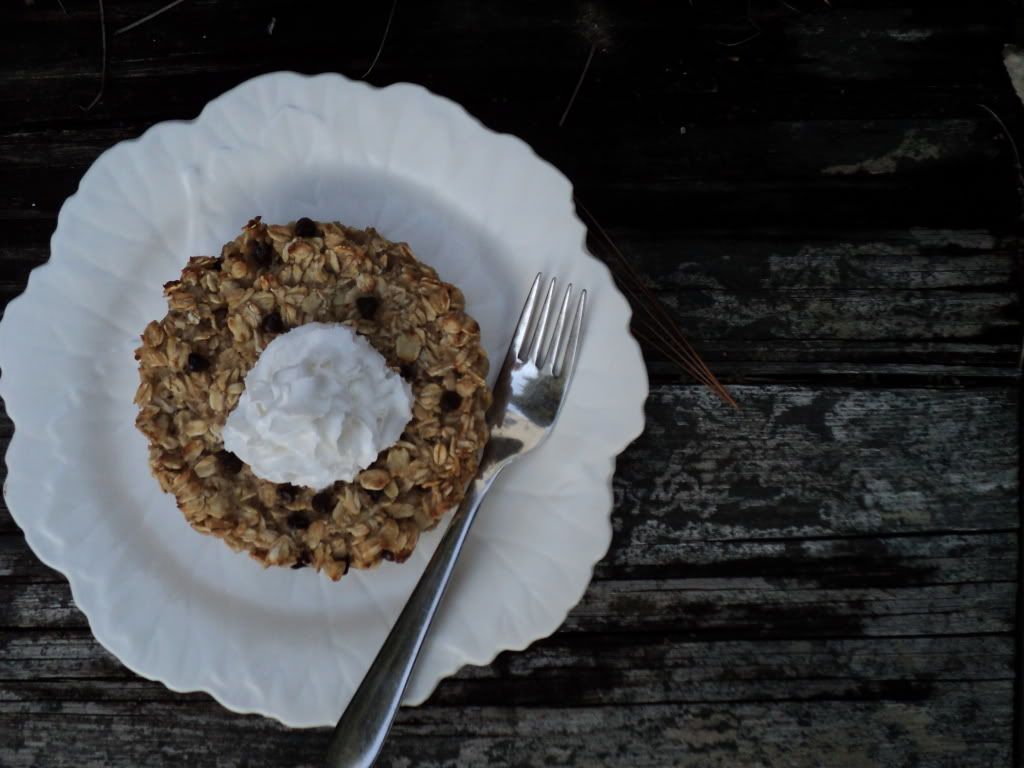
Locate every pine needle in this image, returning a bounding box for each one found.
[80,0,106,112]
[559,42,596,127]
[575,199,737,408]
[362,0,398,79]
[114,0,186,36]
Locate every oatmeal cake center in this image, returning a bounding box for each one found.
[222,322,413,490]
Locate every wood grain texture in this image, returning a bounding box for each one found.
[0,3,1021,229]
[0,1,1021,766]
[616,386,1017,540]
[0,686,1015,767]
[1,565,1014,638]
[0,385,1018,764]
[618,228,1020,370]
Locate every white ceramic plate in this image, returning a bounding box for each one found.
[0,72,647,727]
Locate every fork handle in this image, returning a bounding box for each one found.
[325,455,503,768]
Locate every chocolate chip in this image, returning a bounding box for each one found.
[311,490,333,515]
[355,295,379,320]
[294,217,318,238]
[286,511,310,529]
[381,550,395,562]
[291,550,312,569]
[399,363,415,380]
[440,390,462,412]
[277,483,300,503]
[210,258,222,271]
[261,311,284,334]
[217,450,243,474]
[186,352,210,373]
[251,240,273,267]
[338,556,350,575]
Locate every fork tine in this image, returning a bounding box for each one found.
[543,284,573,373]
[557,289,586,379]
[526,277,557,364]
[508,273,542,362]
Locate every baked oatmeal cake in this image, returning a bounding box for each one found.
[134,217,491,580]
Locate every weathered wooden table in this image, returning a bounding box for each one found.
[2,2,1021,766]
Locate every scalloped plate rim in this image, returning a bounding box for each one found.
[0,71,648,726]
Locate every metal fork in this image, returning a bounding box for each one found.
[326,274,586,768]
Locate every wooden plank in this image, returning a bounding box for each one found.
[653,361,1023,382]
[600,529,1018,580]
[2,384,1017,535]
[616,227,1020,368]
[1,228,1018,369]
[616,385,1018,540]
[0,119,1001,178]
[0,629,1014,765]
[620,229,1019,291]
[569,580,1014,637]
[0,5,1019,228]
[1,119,1015,229]
[656,288,1015,344]
[3,528,1015,584]
[0,633,1012,705]
[2,561,1014,638]
[0,4,1016,128]
[436,635,1016,705]
[14,223,1006,278]
[0,686,1013,767]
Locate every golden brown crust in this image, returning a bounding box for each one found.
[134,217,490,580]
